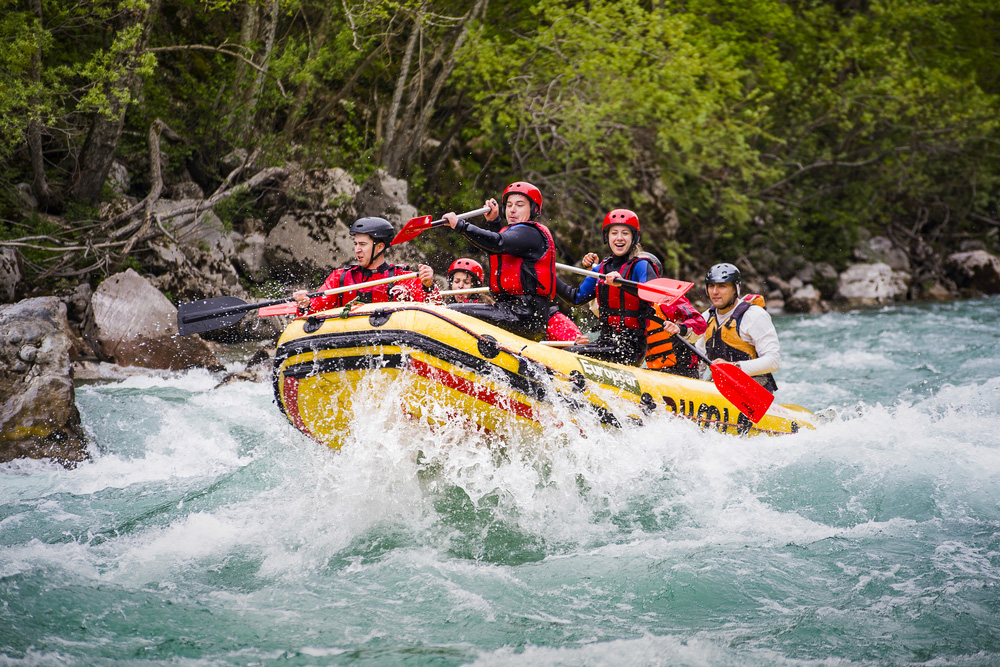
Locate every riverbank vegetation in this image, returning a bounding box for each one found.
[1,0,998,287]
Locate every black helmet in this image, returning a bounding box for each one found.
[637,251,663,277]
[705,262,741,286]
[350,217,395,245]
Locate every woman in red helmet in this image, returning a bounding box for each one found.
[442,181,557,341]
[556,209,660,365]
[445,258,491,304]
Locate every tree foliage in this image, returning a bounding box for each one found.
[1,0,997,286]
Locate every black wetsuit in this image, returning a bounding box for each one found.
[448,220,553,341]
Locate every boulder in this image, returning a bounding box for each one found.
[282,167,360,214]
[812,262,840,298]
[83,269,223,371]
[0,248,22,303]
[355,168,419,226]
[784,284,826,314]
[263,168,363,283]
[853,235,910,272]
[265,211,354,283]
[144,199,246,304]
[945,250,1000,295]
[15,183,38,209]
[0,298,88,464]
[920,281,954,301]
[169,180,205,200]
[234,231,270,283]
[107,160,130,197]
[835,262,911,306]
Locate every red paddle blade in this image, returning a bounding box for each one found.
[258,302,299,317]
[636,278,694,307]
[710,362,774,423]
[391,215,433,245]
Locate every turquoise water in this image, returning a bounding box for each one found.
[3,297,1000,666]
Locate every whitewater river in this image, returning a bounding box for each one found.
[3,296,999,666]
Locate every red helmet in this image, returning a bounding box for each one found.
[501,181,543,220]
[602,208,640,244]
[447,258,484,286]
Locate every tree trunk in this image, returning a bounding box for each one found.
[381,13,421,169]
[282,6,333,138]
[241,0,279,141]
[383,0,488,176]
[27,0,53,208]
[405,0,487,164]
[69,0,162,204]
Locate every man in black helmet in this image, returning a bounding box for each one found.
[695,262,780,393]
[293,217,438,314]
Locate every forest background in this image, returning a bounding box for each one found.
[1,0,998,294]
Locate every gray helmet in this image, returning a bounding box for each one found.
[350,217,395,245]
[705,262,741,286]
[637,251,663,277]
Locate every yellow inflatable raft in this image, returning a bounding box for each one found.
[272,302,816,449]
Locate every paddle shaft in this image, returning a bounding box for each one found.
[556,262,646,290]
[423,206,490,229]
[391,206,491,245]
[178,271,418,333]
[440,286,490,296]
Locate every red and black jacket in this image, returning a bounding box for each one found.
[306,263,433,313]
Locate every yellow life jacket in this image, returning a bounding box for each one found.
[703,294,777,392]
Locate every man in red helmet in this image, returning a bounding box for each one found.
[556,209,660,365]
[445,258,491,304]
[292,217,438,314]
[442,182,557,341]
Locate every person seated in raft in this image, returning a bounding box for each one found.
[555,209,660,366]
[293,216,439,314]
[638,252,708,378]
[695,262,779,393]
[445,258,493,305]
[442,181,557,342]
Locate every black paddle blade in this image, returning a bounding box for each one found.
[177,296,251,336]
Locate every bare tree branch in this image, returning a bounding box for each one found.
[149,43,288,97]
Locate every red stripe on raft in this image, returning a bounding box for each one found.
[281,376,320,441]
[407,358,537,422]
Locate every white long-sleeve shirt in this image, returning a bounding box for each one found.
[696,304,780,379]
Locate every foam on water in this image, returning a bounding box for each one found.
[3,297,1000,665]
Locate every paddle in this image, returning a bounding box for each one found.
[672,336,774,423]
[556,263,693,308]
[256,286,492,318]
[177,272,419,336]
[391,206,490,245]
[440,286,490,297]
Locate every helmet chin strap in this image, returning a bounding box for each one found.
[709,283,739,311]
[365,242,387,268]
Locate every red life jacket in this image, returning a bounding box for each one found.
[309,263,419,312]
[488,221,556,299]
[596,256,654,333]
